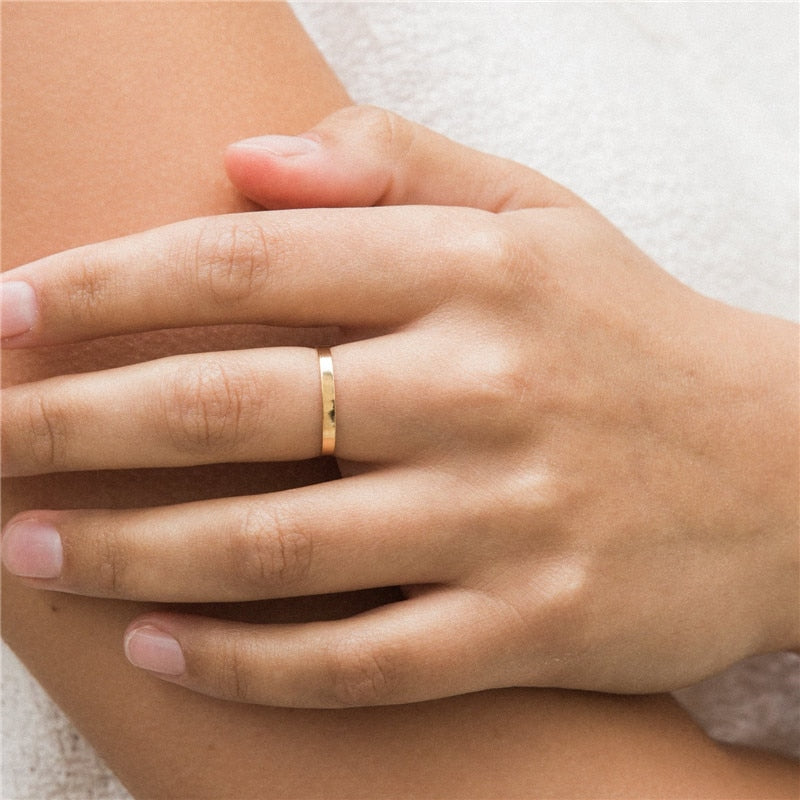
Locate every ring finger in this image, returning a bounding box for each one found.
[1,336,440,476]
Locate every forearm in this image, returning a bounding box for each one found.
[2,0,350,263]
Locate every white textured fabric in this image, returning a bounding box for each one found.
[3,3,798,798]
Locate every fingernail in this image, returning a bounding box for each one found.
[229,134,320,157]
[1,281,38,340]
[125,626,186,676]
[1,520,63,579]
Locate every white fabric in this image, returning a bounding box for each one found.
[3,3,797,797]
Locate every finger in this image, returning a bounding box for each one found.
[1,347,314,476]
[1,330,460,475]
[122,590,512,707]
[1,203,487,347]
[1,472,463,601]
[225,105,580,213]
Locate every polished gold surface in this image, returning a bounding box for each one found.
[317,347,336,456]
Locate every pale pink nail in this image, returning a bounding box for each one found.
[229,134,320,156]
[1,520,63,579]
[1,281,38,340]
[125,626,186,676]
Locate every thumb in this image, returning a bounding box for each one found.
[224,105,578,212]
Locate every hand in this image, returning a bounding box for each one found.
[2,106,797,707]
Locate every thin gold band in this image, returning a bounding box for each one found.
[317,347,336,456]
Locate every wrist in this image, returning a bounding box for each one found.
[726,307,799,653]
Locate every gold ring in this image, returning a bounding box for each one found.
[317,347,336,456]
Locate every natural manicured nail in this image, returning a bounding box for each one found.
[1,520,63,579]
[1,281,38,340]
[125,626,186,676]
[229,134,320,156]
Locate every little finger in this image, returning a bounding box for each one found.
[123,590,511,707]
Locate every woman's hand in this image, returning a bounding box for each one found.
[2,107,797,707]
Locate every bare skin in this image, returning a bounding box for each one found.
[2,3,797,798]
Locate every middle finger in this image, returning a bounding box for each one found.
[1,470,461,601]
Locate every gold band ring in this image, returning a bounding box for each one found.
[317,347,336,456]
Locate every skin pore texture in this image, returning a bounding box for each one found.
[2,3,797,798]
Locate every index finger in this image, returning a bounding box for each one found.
[0,205,493,347]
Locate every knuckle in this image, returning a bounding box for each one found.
[362,105,411,157]
[336,104,412,156]
[61,249,113,323]
[433,343,531,440]
[469,349,530,412]
[93,528,130,597]
[160,358,246,454]
[490,367,531,435]
[213,633,256,703]
[325,637,397,708]
[526,560,593,671]
[23,392,69,472]
[428,211,519,304]
[227,504,313,592]
[461,215,522,293]
[189,218,272,308]
[325,105,414,201]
